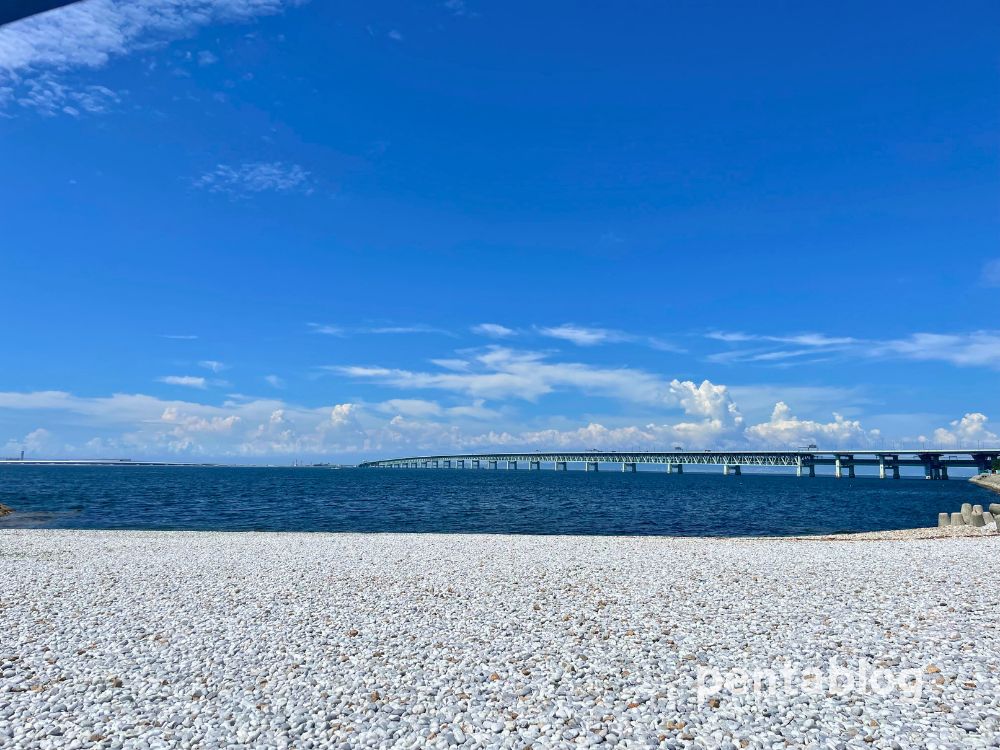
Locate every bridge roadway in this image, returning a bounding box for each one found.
[358,449,1000,479]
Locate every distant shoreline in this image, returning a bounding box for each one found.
[971,473,1000,494]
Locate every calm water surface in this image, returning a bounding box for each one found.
[0,465,991,536]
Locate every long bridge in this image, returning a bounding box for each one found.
[359,449,1000,479]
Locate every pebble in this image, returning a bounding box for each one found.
[1,529,998,748]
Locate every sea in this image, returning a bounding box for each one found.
[0,464,990,536]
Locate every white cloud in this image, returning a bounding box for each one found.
[264,374,285,389]
[3,427,51,455]
[157,375,207,389]
[197,49,218,65]
[0,387,994,458]
[983,259,1000,287]
[931,413,999,448]
[161,333,198,340]
[471,323,516,338]
[538,324,629,347]
[537,324,682,352]
[376,398,443,418]
[308,323,343,336]
[709,330,1000,370]
[387,29,402,41]
[0,0,304,115]
[877,332,1000,369]
[194,162,312,197]
[744,402,879,448]
[198,360,226,373]
[308,322,450,337]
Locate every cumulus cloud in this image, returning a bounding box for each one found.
[0,0,304,115]
[194,162,312,197]
[0,387,993,458]
[930,413,999,448]
[3,427,52,455]
[156,375,207,389]
[744,402,879,447]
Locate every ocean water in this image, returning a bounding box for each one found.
[0,465,990,536]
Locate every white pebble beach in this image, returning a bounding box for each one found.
[2,530,999,750]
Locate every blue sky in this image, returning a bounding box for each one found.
[1,0,999,461]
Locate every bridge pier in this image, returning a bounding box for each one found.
[622,462,636,472]
[456,459,464,469]
[723,464,741,476]
[507,460,517,470]
[529,461,541,470]
[472,460,480,469]
[834,456,854,479]
[489,460,497,470]
[585,461,599,472]
[443,460,451,469]
[941,465,949,480]
[555,461,567,471]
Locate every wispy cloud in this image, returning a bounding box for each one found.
[160,333,198,340]
[264,374,285,389]
[0,0,304,115]
[471,323,516,338]
[387,29,402,42]
[156,375,207,389]
[194,162,313,197]
[308,322,451,337]
[538,324,683,352]
[983,259,1000,287]
[198,360,226,373]
[708,330,1000,370]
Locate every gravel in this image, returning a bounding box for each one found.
[1,530,999,749]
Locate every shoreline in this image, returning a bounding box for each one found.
[1,523,998,541]
[971,472,1000,494]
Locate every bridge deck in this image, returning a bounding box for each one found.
[359,449,998,478]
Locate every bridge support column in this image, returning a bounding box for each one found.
[723,464,740,476]
[893,465,900,479]
[796,456,803,477]
[835,457,842,479]
[456,460,464,469]
[472,460,480,469]
[941,465,949,480]
[507,461,517,470]
[529,461,540,470]
[623,462,636,472]
[443,460,451,469]
[848,463,855,479]
[555,461,567,471]
[433,460,440,468]
[489,460,497,470]
[676,463,683,474]
[585,461,599,472]
[879,457,886,480]
[808,464,815,477]
[924,463,933,480]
